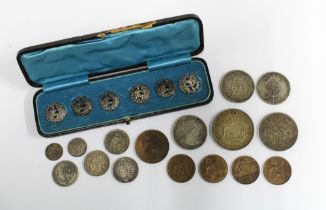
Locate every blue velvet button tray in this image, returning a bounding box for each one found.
[17,14,213,137]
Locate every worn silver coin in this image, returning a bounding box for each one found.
[52,160,78,187]
[173,115,207,149]
[68,138,87,157]
[45,143,63,161]
[99,91,120,111]
[130,84,150,104]
[113,157,139,183]
[105,129,130,154]
[179,73,200,94]
[45,103,66,122]
[71,96,93,116]
[84,150,110,176]
[156,79,176,97]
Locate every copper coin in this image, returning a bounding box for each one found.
[68,138,87,157]
[45,103,66,122]
[135,130,169,163]
[52,160,78,187]
[156,79,176,97]
[84,150,110,176]
[257,72,290,104]
[105,129,130,154]
[113,157,139,183]
[199,155,228,183]
[263,156,291,185]
[130,84,150,104]
[179,73,200,94]
[173,115,207,149]
[99,91,120,111]
[232,156,260,184]
[212,109,254,150]
[45,143,63,161]
[71,96,93,116]
[259,113,298,151]
[167,154,195,183]
[220,70,254,103]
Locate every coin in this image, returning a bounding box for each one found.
[71,96,93,116]
[113,157,139,183]
[256,72,290,104]
[135,130,169,163]
[199,155,228,183]
[220,70,254,102]
[84,150,110,176]
[45,103,66,122]
[173,115,207,149]
[179,73,200,94]
[52,160,78,187]
[99,91,120,111]
[259,113,298,151]
[156,79,176,97]
[105,129,130,154]
[263,156,291,185]
[45,143,63,161]
[232,156,260,184]
[130,84,150,104]
[212,109,254,150]
[68,138,87,157]
[167,154,195,183]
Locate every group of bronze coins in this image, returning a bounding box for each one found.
[44,73,201,123]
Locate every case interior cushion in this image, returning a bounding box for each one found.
[35,60,211,135]
[20,19,200,85]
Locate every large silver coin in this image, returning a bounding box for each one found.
[52,160,78,187]
[105,129,130,154]
[84,150,110,176]
[113,157,139,183]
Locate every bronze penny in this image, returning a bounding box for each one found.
[232,156,260,184]
[220,70,254,103]
[84,150,110,176]
[259,113,298,151]
[105,129,130,154]
[71,96,93,116]
[156,79,176,97]
[257,72,290,104]
[173,115,207,149]
[212,109,254,150]
[52,160,78,187]
[135,130,169,163]
[113,157,139,183]
[45,143,63,161]
[179,73,200,94]
[167,154,195,183]
[99,91,120,111]
[199,155,228,183]
[45,103,66,122]
[130,84,150,104]
[263,156,291,185]
[68,138,87,157]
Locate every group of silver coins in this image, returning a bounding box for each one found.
[45,73,200,123]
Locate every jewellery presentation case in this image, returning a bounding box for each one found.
[17,14,214,137]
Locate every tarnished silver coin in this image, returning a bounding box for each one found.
[173,115,207,149]
[45,103,66,122]
[155,79,176,97]
[52,160,78,187]
[257,72,290,104]
[179,73,200,94]
[105,129,130,154]
[259,113,298,151]
[220,70,254,102]
[212,109,254,150]
[84,150,110,176]
[99,91,120,111]
[130,84,150,104]
[113,157,139,183]
[71,96,93,116]
[68,138,87,157]
[45,143,63,161]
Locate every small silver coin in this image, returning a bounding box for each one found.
[68,138,87,157]
[179,73,200,94]
[52,160,78,187]
[113,157,139,183]
[71,96,93,116]
[45,143,63,161]
[105,129,130,154]
[130,84,150,104]
[156,79,176,97]
[99,91,120,111]
[45,103,66,122]
[173,115,207,149]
